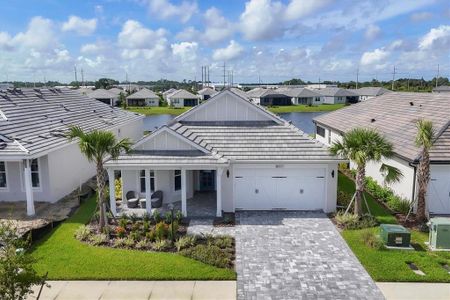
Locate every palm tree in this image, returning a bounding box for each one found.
[415,119,435,222]
[330,128,403,216]
[67,126,132,229]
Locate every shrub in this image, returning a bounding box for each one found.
[175,210,183,223]
[89,233,108,246]
[335,212,377,230]
[164,211,173,224]
[143,212,151,223]
[118,216,128,228]
[180,244,231,268]
[155,222,168,241]
[115,226,126,238]
[213,236,233,249]
[114,178,122,199]
[168,222,179,241]
[337,191,352,208]
[152,210,161,223]
[136,240,150,250]
[74,225,91,241]
[143,221,150,232]
[152,239,171,251]
[129,213,139,223]
[358,214,378,229]
[175,235,196,251]
[113,238,127,248]
[146,229,157,242]
[361,229,385,250]
[388,197,411,214]
[124,237,135,248]
[129,231,141,242]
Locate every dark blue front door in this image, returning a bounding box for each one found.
[199,170,216,191]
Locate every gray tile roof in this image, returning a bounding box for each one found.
[318,87,358,97]
[197,88,217,96]
[107,87,124,97]
[87,89,116,99]
[246,87,269,98]
[356,87,391,97]
[167,89,198,99]
[313,92,450,162]
[127,88,159,99]
[433,85,450,92]
[279,88,321,98]
[0,88,144,158]
[230,88,249,99]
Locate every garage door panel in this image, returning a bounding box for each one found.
[428,172,450,214]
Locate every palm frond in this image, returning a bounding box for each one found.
[380,163,403,184]
[415,119,435,149]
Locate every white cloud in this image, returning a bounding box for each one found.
[171,41,198,61]
[0,32,13,50]
[410,12,433,22]
[203,7,234,44]
[285,0,331,21]
[62,16,97,36]
[360,48,389,65]
[148,0,198,23]
[419,25,450,50]
[240,0,284,41]
[365,24,381,40]
[175,26,200,41]
[13,16,57,51]
[118,20,166,50]
[212,40,244,61]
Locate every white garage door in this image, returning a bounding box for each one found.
[428,168,450,214]
[234,167,326,210]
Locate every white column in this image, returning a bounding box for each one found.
[24,159,35,216]
[181,169,187,216]
[216,168,224,217]
[145,169,152,214]
[121,169,126,206]
[107,169,117,216]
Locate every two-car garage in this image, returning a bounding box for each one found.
[233,165,331,211]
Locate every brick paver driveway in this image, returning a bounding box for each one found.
[235,211,384,300]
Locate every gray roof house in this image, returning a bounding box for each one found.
[356,87,391,101]
[313,92,450,215]
[87,89,118,107]
[0,88,144,215]
[126,88,159,107]
[162,88,177,100]
[432,85,450,93]
[318,88,359,104]
[197,87,217,101]
[105,89,343,218]
[166,89,199,107]
[246,88,293,106]
[108,87,125,97]
[279,88,323,105]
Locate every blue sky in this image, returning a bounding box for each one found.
[0,0,449,83]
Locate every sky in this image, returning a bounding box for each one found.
[0,0,449,84]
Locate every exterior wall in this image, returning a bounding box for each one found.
[116,119,144,142]
[427,165,450,214]
[127,98,159,107]
[168,97,184,108]
[322,96,347,104]
[137,130,197,151]
[314,124,342,146]
[221,166,234,212]
[294,97,324,105]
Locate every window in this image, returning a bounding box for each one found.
[174,170,181,191]
[314,97,321,102]
[30,159,40,188]
[316,126,325,138]
[0,162,6,188]
[139,170,155,193]
[328,129,332,144]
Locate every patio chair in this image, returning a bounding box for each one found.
[151,190,163,208]
[126,191,139,208]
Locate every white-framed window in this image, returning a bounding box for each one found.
[174,170,181,191]
[316,126,325,138]
[139,170,155,193]
[20,158,41,190]
[0,161,7,189]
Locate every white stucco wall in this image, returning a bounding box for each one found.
[427,165,450,214]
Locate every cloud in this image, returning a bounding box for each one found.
[212,40,244,61]
[285,0,331,21]
[13,16,57,51]
[118,20,166,50]
[62,16,97,35]
[419,25,450,50]
[365,24,381,40]
[410,12,433,22]
[171,41,198,62]
[0,32,13,50]
[203,7,234,44]
[360,48,389,65]
[148,0,198,23]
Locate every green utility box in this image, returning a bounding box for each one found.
[380,224,411,247]
[429,218,450,250]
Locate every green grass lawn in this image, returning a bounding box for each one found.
[128,106,189,116]
[338,172,450,282]
[30,197,236,280]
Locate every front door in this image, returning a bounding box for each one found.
[199,170,216,191]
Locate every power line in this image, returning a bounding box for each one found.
[391,66,396,91]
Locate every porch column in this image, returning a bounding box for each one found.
[107,169,117,216]
[23,159,35,216]
[181,168,187,216]
[145,169,152,214]
[121,169,126,206]
[216,168,224,217]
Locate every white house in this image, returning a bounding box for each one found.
[87,89,119,106]
[281,88,324,105]
[314,92,450,215]
[0,87,144,216]
[105,89,342,217]
[126,88,159,107]
[318,88,358,104]
[356,87,391,101]
[246,88,293,106]
[162,88,177,101]
[197,87,217,101]
[166,89,199,107]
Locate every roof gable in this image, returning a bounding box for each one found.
[172,89,284,124]
[167,89,197,99]
[127,88,158,99]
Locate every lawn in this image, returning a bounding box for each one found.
[30,196,236,280]
[338,172,450,282]
[127,106,189,116]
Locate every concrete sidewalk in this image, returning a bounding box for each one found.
[28,281,236,300]
[377,282,450,300]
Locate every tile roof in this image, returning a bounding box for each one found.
[318,87,358,97]
[433,85,450,92]
[127,88,159,99]
[279,88,321,98]
[0,88,143,158]
[313,92,450,162]
[167,89,198,99]
[356,87,391,97]
[87,89,116,99]
[107,87,124,97]
[197,87,217,96]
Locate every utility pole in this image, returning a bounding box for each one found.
[391,66,396,91]
[436,64,440,88]
[81,68,85,87]
[74,65,78,86]
[222,62,226,89]
[356,66,359,89]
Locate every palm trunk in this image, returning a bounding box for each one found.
[416,148,430,222]
[354,165,365,217]
[96,162,107,230]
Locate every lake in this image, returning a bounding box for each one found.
[143,111,326,134]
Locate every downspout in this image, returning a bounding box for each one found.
[409,162,417,204]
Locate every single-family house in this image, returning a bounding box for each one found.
[167,89,199,107]
[87,89,118,106]
[126,88,160,107]
[246,88,292,106]
[162,88,177,101]
[105,89,342,217]
[108,87,125,98]
[432,86,450,93]
[313,92,450,215]
[318,88,358,104]
[356,87,391,101]
[197,87,217,101]
[0,88,144,216]
[281,88,324,105]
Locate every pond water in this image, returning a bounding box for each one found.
[143,111,326,135]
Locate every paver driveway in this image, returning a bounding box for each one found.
[235,211,384,300]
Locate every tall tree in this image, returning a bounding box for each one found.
[415,119,435,222]
[67,127,132,229]
[330,128,403,216]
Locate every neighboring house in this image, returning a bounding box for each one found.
[167,89,199,107]
[281,88,324,105]
[313,92,450,215]
[87,89,118,106]
[432,85,450,93]
[230,87,250,100]
[108,87,125,98]
[357,87,391,101]
[246,88,292,106]
[162,88,177,101]
[0,88,144,216]
[126,88,159,107]
[318,88,358,104]
[197,87,217,101]
[105,89,342,217]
